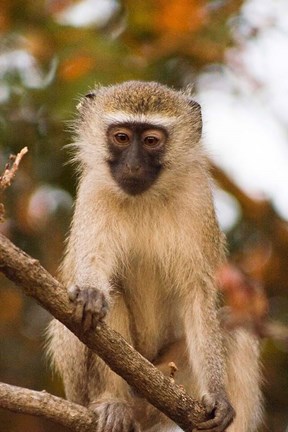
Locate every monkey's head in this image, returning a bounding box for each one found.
[73,81,203,197]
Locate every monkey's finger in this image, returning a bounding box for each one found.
[193,421,230,431]
[82,310,93,332]
[97,299,109,320]
[94,292,108,312]
[67,284,80,301]
[195,407,235,431]
[91,295,108,327]
[92,314,101,329]
[84,290,102,329]
[74,301,85,323]
[195,416,233,431]
[201,393,216,413]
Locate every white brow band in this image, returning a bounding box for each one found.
[103,112,177,128]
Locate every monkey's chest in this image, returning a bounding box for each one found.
[123,256,183,361]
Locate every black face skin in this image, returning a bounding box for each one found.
[106,122,167,195]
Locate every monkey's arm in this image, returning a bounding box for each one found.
[184,282,235,431]
[61,181,119,330]
[64,243,113,331]
[58,181,141,430]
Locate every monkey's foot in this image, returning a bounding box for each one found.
[68,285,109,331]
[91,400,141,432]
[193,393,235,432]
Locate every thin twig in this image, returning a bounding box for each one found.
[0,147,28,191]
[0,146,28,222]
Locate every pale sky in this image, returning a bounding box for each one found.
[198,0,288,228]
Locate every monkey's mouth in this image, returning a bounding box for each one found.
[108,161,162,196]
[118,176,151,195]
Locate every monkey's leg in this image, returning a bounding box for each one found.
[88,294,141,432]
[47,319,91,405]
[132,339,195,432]
[183,287,236,432]
[225,328,263,432]
[138,331,262,432]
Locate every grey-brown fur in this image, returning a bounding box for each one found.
[47,81,262,432]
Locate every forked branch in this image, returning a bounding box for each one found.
[0,232,207,431]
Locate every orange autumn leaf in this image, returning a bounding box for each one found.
[155,0,207,35]
[59,55,95,81]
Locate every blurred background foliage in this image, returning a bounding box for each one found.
[0,0,288,431]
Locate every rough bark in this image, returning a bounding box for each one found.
[0,232,208,431]
[0,383,98,432]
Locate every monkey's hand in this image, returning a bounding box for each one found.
[194,392,235,432]
[90,400,141,432]
[68,284,109,331]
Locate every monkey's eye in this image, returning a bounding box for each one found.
[113,133,130,146]
[144,136,159,147]
[142,129,166,150]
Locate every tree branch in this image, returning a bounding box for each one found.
[211,163,288,249]
[0,232,208,431]
[0,383,98,432]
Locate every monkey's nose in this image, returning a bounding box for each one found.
[126,163,141,174]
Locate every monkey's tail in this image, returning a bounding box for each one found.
[225,328,264,432]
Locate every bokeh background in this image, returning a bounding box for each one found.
[0,0,288,431]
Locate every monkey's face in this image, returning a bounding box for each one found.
[74,82,203,196]
[106,123,167,195]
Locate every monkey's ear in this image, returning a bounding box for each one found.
[84,92,97,100]
[188,99,202,137]
[188,98,201,114]
[76,91,97,111]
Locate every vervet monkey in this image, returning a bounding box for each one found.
[48,81,262,432]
